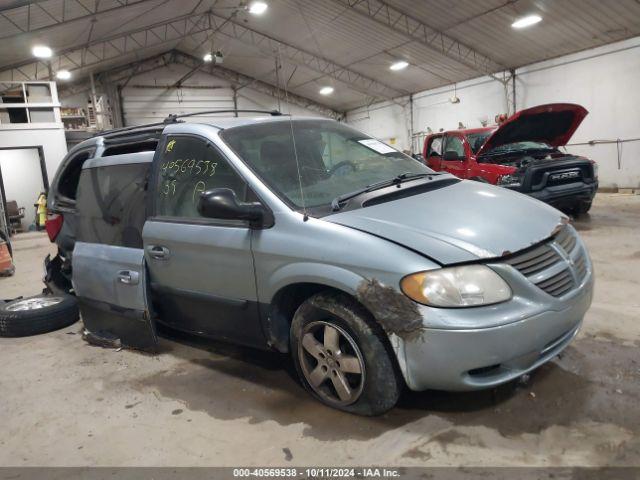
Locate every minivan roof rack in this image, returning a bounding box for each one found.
[98,123,168,139]
[166,109,284,121]
[96,109,283,138]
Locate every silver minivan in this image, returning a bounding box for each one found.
[56,113,593,415]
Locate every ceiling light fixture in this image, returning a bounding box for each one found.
[248,1,268,15]
[32,45,53,58]
[390,60,409,71]
[203,53,213,62]
[511,14,542,29]
[56,70,71,80]
[319,86,334,95]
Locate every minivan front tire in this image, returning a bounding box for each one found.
[290,291,401,415]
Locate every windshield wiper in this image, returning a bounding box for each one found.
[330,172,434,211]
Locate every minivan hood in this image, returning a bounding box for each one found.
[476,103,588,157]
[326,180,566,265]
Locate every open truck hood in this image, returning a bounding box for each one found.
[476,103,588,157]
[326,180,566,265]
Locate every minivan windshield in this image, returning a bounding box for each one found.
[221,119,432,211]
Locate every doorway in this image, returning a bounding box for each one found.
[0,146,49,234]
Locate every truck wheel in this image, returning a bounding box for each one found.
[290,291,401,416]
[575,200,592,215]
[0,294,79,337]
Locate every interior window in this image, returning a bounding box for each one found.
[444,136,465,159]
[155,135,249,219]
[428,137,443,156]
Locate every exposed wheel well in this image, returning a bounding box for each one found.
[267,283,407,391]
[268,282,402,353]
[265,283,338,352]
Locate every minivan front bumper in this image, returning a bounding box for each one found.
[401,266,593,392]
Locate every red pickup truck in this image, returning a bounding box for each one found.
[423,103,598,214]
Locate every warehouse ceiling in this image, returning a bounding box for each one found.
[0,0,639,111]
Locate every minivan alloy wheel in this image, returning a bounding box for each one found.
[6,297,64,311]
[298,320,365,406]
[0,293,79,337]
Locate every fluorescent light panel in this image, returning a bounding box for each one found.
[32,45,52,58]
[390,60,409,71]
[249,1,268,15]
[511,14,542,29]
[56,70,71,80]
[319,86,334,95]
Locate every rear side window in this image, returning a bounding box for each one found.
[76,163,149,247]
[57,150,93,200]
[154,135,249,219]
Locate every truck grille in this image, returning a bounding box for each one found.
[530,162,594,190]
[504,225,588,297]
[546,168,582,186]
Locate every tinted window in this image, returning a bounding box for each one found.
[57,150,93,200]
[154,135,249,219]
[103,140,158,156]
[444,136,465,158]
[76,163,149,247]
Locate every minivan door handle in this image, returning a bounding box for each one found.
[147,245,170,260]
[117,270,139,285]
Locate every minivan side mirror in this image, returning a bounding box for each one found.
[443,150,464,161]
[197,188,266,227]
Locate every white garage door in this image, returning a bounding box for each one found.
[122,86,235,126]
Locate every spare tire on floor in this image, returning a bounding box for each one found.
[0,294,79,337]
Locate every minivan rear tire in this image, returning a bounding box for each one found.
[290,291,401,415]
[0,294,79,337]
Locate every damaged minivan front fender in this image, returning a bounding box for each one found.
[252,213,441,354]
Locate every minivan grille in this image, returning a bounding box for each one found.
[504,225,588,297]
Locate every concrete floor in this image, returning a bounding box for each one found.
[0,194,638,467]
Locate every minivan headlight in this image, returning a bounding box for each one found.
[400,265,512,307]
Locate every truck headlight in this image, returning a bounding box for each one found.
[400,265,512,307]
[497,174,521,187]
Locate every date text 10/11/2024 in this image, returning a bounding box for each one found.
[232,468,402,478]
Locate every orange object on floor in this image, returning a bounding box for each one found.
[0,240,14,276]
